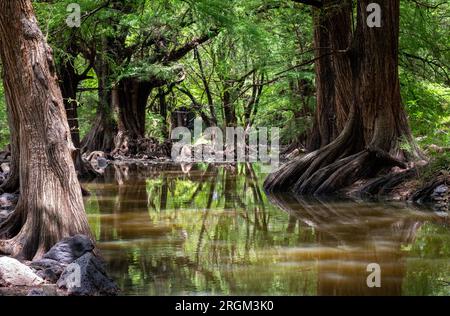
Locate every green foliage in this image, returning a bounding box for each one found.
[399,0,450,150]
[145,112,166,142]
[0,0,448,154]
[401,74,450,149]
[118,62,182,83]
[418,153,450,183]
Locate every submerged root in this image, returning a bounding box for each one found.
[359,168,418,197]
[410,173,449,206]
[265,142,408,196]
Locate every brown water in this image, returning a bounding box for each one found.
[82,162,450,296]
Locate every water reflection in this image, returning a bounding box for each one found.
[83,163,450,296]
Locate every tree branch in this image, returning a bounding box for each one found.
[164,29,219,63]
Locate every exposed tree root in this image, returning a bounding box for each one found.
[359,168,418,197]
[410,173,449,205]
[264,112,363,194]
[110,131,172,159]
[81,115,117,154]
[265,141,408,196]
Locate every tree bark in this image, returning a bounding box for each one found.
[307,0,353,151]
[116,78,153,140]
[0,0,92,260]
[58,56,81,150]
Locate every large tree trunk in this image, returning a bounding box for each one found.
[116,78,152,139]
[307,0,353,151]
[265,0,424,195]
[0,0,92,260]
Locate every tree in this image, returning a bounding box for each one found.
[0,0,92,260]
[307,0,352,151]
[265,0,424,195]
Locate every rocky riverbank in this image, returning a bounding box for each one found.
[0,235,118,296]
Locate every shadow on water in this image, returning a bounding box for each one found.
[83,162,450,296]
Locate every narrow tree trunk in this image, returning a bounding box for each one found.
[223,84,237,127]
[0,0,92,260]
[58,54,89,174]
[81,51,117,154]
[59,58,81,150]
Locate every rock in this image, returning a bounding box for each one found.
[1,162,10,174]
[433,185,449,195]
[27,288,47,296]
[30,259,66,283]
[27,285,58,296]
[40,234,94,264]
[0,193,18,208]
[0,257,44,287]
[57,253,118,296]
[97,157,108,168]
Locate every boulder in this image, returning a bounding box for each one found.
[41,234,94,264]
[57,252,118,296]
[31,234,95,282]
[30,235,118,295]
[0,257,44,287]
[30,259,66,283]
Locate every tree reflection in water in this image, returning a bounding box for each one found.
[83,163,450,295]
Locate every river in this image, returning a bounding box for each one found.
[82,162,450,296]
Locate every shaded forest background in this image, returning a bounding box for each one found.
[0,0,448,155]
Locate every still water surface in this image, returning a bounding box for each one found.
[83,163,450,296]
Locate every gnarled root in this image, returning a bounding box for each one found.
[359,168,418,197]
[410,173,449,206]
[0,235,24,258]
[265,142,407,196]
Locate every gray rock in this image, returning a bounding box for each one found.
[41,234,94,264]
[0,163,10,174]
[26,285,58,296]
[57,253,118,296]
[30,259,66,283]
[31,235,95,283]
[0,257,44,287]
[97,157,108,168]
[433,185,449,195]
[0,193,18,208]
[0,209,11,219]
